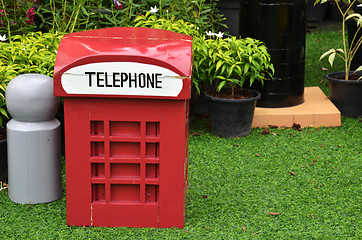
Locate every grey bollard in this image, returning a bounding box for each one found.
[5,74,62,204]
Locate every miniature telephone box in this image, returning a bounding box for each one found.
[53,27,192,228]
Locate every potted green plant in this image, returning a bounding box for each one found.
[193,34,274,137]
[315,0,362,117]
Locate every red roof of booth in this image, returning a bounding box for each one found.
[53,27,192,99]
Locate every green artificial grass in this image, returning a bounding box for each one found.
[0,118,360,239]
[0,21,361,239]
[187,117,361,239]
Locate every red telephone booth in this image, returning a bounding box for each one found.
[53,27,192,228]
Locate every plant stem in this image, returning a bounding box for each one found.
[350,30,362,61]
[339,0,359,79]
[337,2,349,79]
[231,83,235,98]
[69,1,83,33]
[0,0,11,40]
[159,0,162,16]
[64,1,76,33]
[129,0,134,21]
[347,1,362,71]
[111,3,117,27]
[50,0,59,31]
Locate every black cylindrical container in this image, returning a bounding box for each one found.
[240,0,306,107]
[217,0,242,36]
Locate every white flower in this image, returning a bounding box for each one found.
[215,31,224,38]
[358,4,362,7]
[150,6,158,13]
[0,34,7,42]
[205,31,213,36]
[205,31,224,38]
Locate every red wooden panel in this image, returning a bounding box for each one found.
[110,163,140,178]
[110,142,140,158]
[91,163,105,177]
[110,184,140,202]
[146,122,159,137]
[91,142,104,157]
[146,164,158,178]
[92,184,105,203]
[89,98,162,121]
[90,121,104,136]
[110,121,140,137]
[92,203,158,227]
[64,98,92,226]
[145,185,158,203]
[158,101,187,228]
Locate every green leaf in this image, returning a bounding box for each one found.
[216,60,223,71]
[328,52,336,66]
[354,65,362,72]
[81,6,90,16]
[346,13,360,21]
[0,108,8,119]
[319,49,335,61]
[217,81,226,92]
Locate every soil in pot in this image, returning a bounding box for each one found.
[208,88,257,100]
[206,88,260,138]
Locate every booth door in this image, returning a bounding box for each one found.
[64,98,187,228]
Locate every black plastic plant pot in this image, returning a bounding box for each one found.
[239,0,306,108]
[206,89,261,138]
[0,139,7,181]
[326,72,362,118]
[306,0,327,22]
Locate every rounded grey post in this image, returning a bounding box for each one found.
[6,74,62,204]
